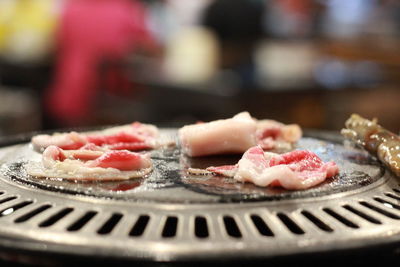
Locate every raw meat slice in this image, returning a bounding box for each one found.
[204,146,339,190]
[26,145,152,181]
[179,112,302,157]
[179,112,257,157]
[31,122,159,152]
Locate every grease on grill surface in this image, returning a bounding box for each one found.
[0,132,385,203]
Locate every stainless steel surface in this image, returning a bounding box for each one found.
[0,129,399,263]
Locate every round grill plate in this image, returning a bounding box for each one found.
[0,129,399,264]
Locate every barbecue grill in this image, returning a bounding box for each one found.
[0,129,399,266]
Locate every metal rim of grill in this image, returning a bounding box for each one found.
[0,130,399,264]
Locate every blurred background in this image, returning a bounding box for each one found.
[0,0,399,137]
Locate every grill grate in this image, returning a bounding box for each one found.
[250,214,275,236]
[300,210,333,232]
[39,207,74,228]
[0,130,399,263]
[0,185,398,260]
[0,200,33,217]
[67,211,98,232]
[0,185,398,242]
[129,215,150,237]
[342,204,382,224]
[14,204,52,223]
[194,216,209,238]
[97,213,123,235]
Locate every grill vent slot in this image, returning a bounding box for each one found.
[342,205,381,224]
[301,210,333,232]
[373,197,400,210]
[393,188,400,194]
[386,193,400,201]
[250,214,274,236]
[97,213,123,235]
[277,213,305,235]
[0,196,17,205]
[359,201,400,219]
[0,200,33,217]
[129,215,150,237]
[323,208,359,228]
[194,216,209,238]
[39,208,74,228]
[14,204,52,223]
[162,216,178,238]
[223,216,242,238]
[67,211,98,232]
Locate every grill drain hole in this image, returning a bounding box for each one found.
[359,201,400,219]
[342,205,381,224]
[39,208,74,228]
[250,215,274,236]
[194,216,209,238]
[67,211,98,231]
[386,193,400,201]
[374,197,400,210]
[0,201,33,217]
[97,213,123,235]
[277,213,305,235]
[129,215,150,237]
[223,216,242,238]
[301,210,333,232]
[323,208,359,229]
[14,204,52,223]
[162,216,178,238]
[0,196,17,205]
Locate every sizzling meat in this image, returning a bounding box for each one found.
[179,112,302,157]
[204,146,339,190]
[27,144,152,181]
[179,112,257,157]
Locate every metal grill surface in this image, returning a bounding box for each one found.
[0,129,398,263]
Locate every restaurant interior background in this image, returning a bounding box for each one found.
[0,0,399,137]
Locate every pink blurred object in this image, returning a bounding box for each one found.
[46,0,155,126]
